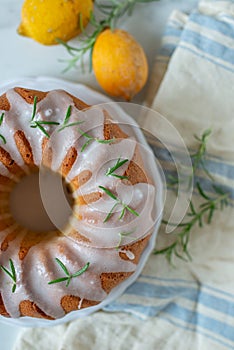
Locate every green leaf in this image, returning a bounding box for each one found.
[72,262,90,278]
[81,139,93,152]
[104,202,119,222]
[0,259,17,292]
[189,201,196,215]
[196,182,211,200]
[174,248,188,262]
[201,128,212,141]
[99,186,118,200]
[125,205,139,217]
[9,259,16,282]
[105,158,128,177]
[31,96,38,121]
[58,120,84,132]
[0,134,6,144]
[97,138,115,144]
[66,277,72,287]
[48,277,69,285]
[1,265,14,280]
[118,207,126,220]
[110,174,129,180]
[207,207,214,224]
[154,243,176,256]
[212,184,225,195]
[37,121,60,126]
[0,112,4,126]
[35,122,50,138]
[64,105,72,124]
[55,258,70,276]
[78,128,93,139]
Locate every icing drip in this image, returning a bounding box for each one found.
[78,298,83,310]
[22,236,136,319]
[119,249,135,260]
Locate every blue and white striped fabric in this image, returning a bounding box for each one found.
[102,1,234,349]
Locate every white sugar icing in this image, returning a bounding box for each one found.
[0,88,156,319]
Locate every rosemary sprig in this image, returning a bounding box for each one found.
[156,127,231,264]
[58,105,84,132]
[31,120,60,138]
[155,182,230,264]
[168,129,213,187]
[192,128,213,181]
[99,185,139,222]
[106,157,129,180]
[58,0,160,72]
[0,259,17,293]
[116,229,136,250]
[0,112,6,144]
[78,128,115,152]
[30,95,60,138]
[48,258,90,287]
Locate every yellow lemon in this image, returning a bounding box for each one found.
[92,29,148,100]
[18,0,93,45]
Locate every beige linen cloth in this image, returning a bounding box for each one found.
[14,1,234,349]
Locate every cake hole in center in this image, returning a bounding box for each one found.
[10,171,74,232]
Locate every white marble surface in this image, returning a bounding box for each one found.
[0,0,198,102]
[0,1,198,349]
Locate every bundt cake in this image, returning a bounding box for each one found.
[0,87,156,320]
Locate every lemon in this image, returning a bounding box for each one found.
[18,0,93,45]
[92,29,148,100]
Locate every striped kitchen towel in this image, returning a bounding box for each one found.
[102,1,234,349]
[14,1,234,350]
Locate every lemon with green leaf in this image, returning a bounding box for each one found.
[18,0,93,45]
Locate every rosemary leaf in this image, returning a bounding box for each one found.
[118,207,126,220]
[0,259,17,293]
[106,158,129,179]
[37,121,60,126]
[196,182,211,200]
[64,105,72,124]
[104,202,119,222]
[31,96,38,121]
[34,122,50,138]
[99,186,118,200]
[97,138,115,144]
[48,277,69,285]
[0,112,4,125]
[116,230,136,249]
[72,262,90,277]
[58,121,84,132]
[125,205,139,217]
[78,128,93,139]
[0,134,6,144]
[55,258,70,276]
[9,258,16,282]
[81,139,93,152]
[0,265,14,280]
[99,185,140,222]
